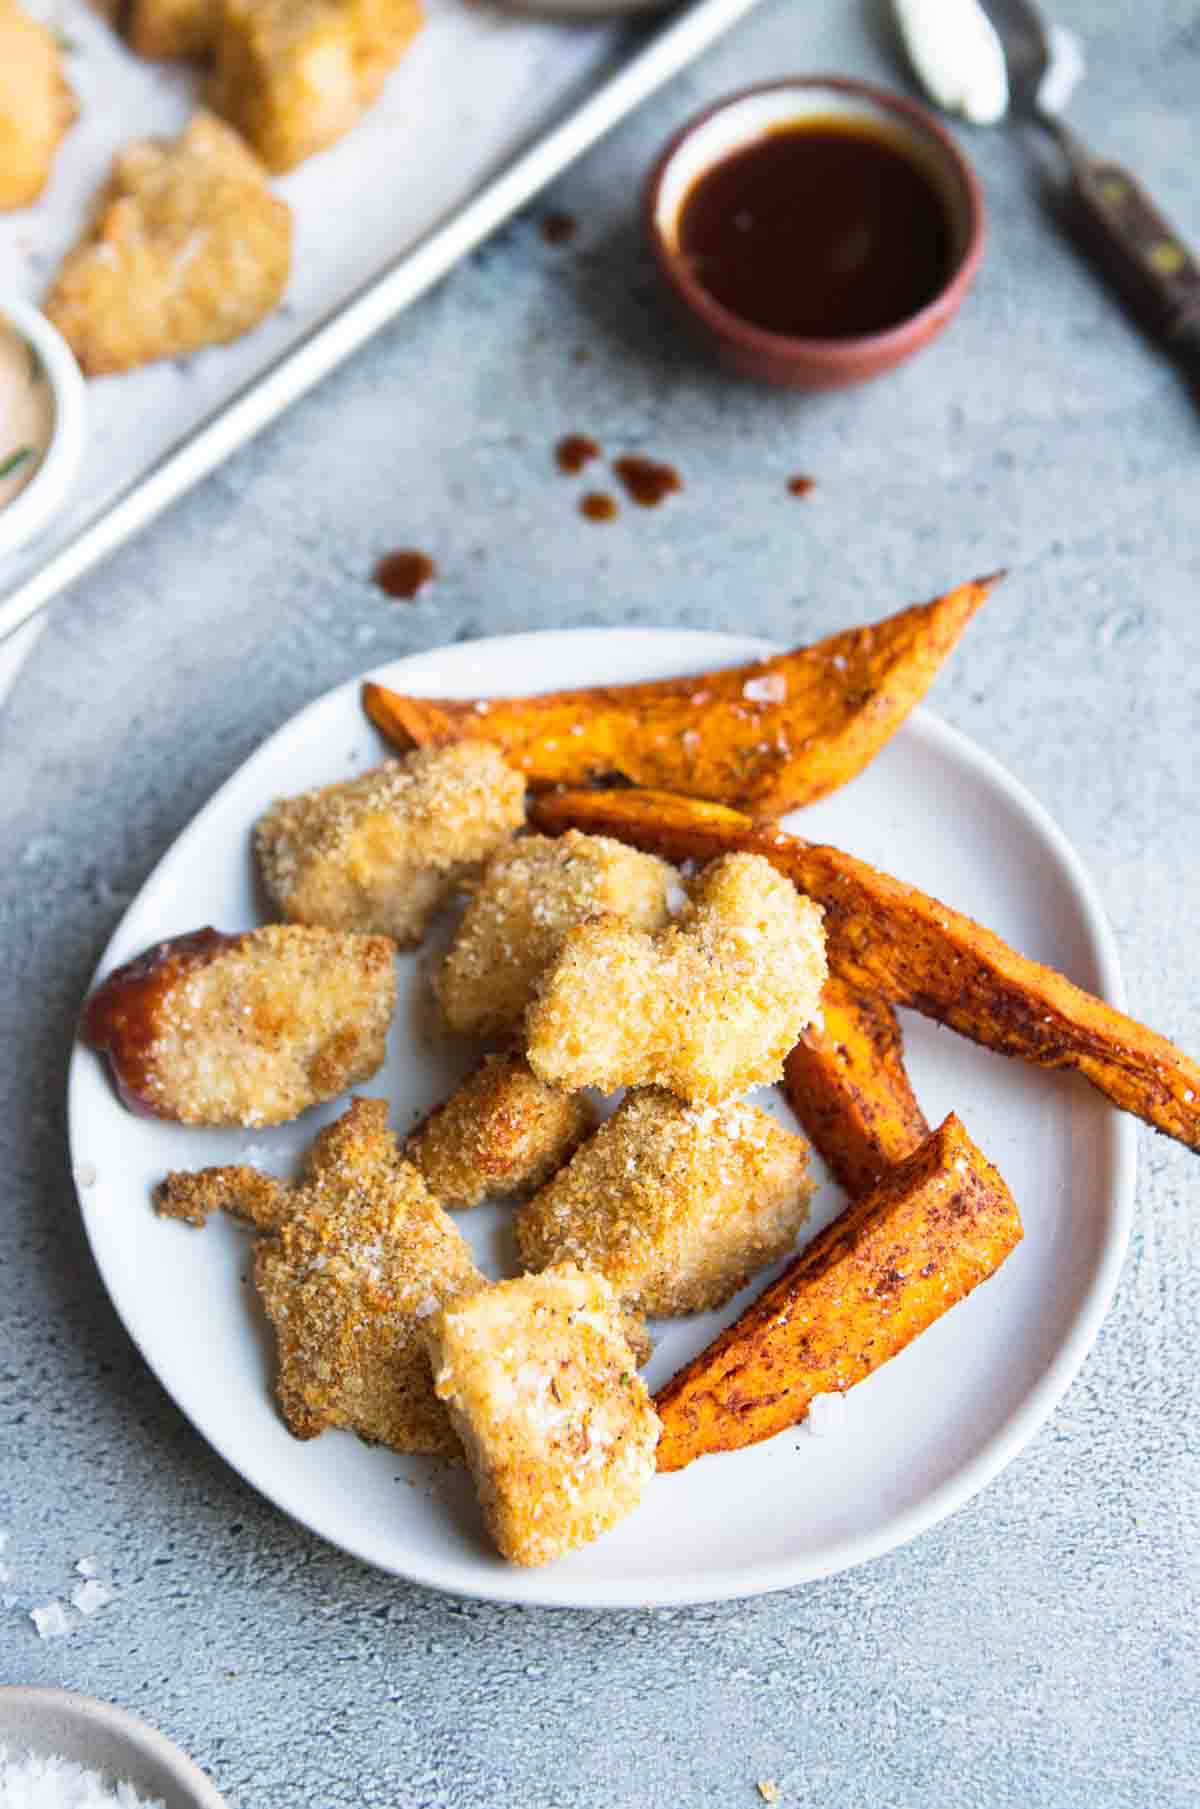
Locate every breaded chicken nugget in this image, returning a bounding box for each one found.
[44,111,291,376]
[209,0,424,174]
[125,0,215,59]
[526,853,827,1104]
[83,923,395,1126]
[257,1100,483,1449]
[406,1051,588,1209]
[159,1098,483,1452]
[256,743,525,946]
[516,1090,814,1316]
[0,0,75,211]
[437,830,676,1036]
[423,1263,659,1566]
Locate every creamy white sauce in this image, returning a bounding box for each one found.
[0,315,54,511]
[892,0,1010,126]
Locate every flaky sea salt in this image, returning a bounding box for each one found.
[72,1163,98,1190]
[30,1601,72,1640]
[742,672,787,706]
[75,1558,97,1580]
[806,1392,848,1437]
[71,1579,115,1617]
[0,1747,166,1807]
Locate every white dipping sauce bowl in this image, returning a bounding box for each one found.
[0,297,86,561]
[0,1688,229,1809]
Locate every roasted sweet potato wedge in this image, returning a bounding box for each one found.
[785,976,929,1196]
[363,576,999,818]
[530,788,1200,1153]
[654,1113,1022,1471]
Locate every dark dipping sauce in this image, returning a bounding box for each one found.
[677,121,953,340]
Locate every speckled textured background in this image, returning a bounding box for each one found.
[2,1,1198,1803]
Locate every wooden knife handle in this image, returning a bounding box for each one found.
[1050,118,1200,368]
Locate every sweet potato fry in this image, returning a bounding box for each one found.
[362,576,999,817]
[529,788,1200,1153]
[654,1113,1022,1471]
[785,976,929,1196]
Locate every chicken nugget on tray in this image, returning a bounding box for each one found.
[256,743,525,945]
[0,0,76,211]
[422,1264,659,1566]
[209,0,424,173]
[437,830,676,1036]
[125,0,216,59]
[157,1098,485,1453]
[44,111,291,376]
[406,1051,589,1210]
[516,1090,814,1317]
[83,923,395,1126]
[526,852,827,1104]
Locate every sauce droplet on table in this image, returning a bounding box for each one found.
[555,433,601,475]
[787,475,816,498]
[579,492,618,522]
[613,455,682,508]
[541,211,578,246]
[373,549,437,600]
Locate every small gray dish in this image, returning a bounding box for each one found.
[0,1689,228,1809]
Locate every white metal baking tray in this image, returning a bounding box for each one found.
[0,0,763,643]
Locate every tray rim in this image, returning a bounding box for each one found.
[0,0,763,647]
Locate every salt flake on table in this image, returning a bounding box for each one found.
[30,1600,72,1639]
[72,1578,115,1616]
[75,1557,98,1579]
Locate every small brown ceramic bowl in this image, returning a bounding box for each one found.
[645,76,986,390]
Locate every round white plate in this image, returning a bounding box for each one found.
[67,629,1135,1608]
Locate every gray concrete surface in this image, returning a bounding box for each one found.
[2,0,1198,1803]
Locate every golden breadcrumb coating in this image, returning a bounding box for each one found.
[209,0,424,173]
[254,1099,483,1451]
[527,853,827,1104]
[516,1089,814,1316]
[423,1263,659,1566]
[0,0,75,210]
[255,742,525,946]
[83,923,395,1126]
[406,1051,589,1209]
[126,0,215,59]
[44,111,291,376]
[155,1162,292,1229]
[437,830,676,1036]
[156,1098,483,1452]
